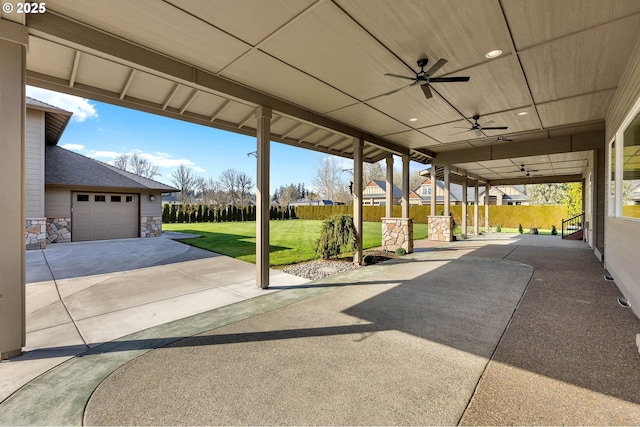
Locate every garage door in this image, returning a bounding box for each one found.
[72,192,139,241]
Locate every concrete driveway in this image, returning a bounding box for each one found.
[1,234,309,402]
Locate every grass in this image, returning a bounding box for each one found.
[164,220,429,266]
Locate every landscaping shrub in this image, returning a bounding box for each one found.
[395,247,407,256]
[496,224,502,232]
[518,223,523,234]
[363,254,377,265]
[315,214,357,259]
[551,225,557,235]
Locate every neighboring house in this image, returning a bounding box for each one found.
[479,185,528,206]
[413,178,528,206]
[25,97,179,250]
[628,183,640,205]
[363,180,402,206]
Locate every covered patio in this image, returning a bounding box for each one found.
[1,0,640,406]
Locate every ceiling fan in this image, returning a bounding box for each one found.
[452,115,508,137]
[520,164,540,177]
[496,135,513,142]
[384,58,470,99]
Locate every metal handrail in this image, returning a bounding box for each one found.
[562,212,585,238]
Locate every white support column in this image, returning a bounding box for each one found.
[0,21,28,360]
[443,165,451,216]
[485,182,490,232]
[430,166,437,215]
[402,154,410,218]
[353,139,363,265]
[255,106,272,289]
[462,177,468,236]
[385,155,393,218]
[474,181,479,235]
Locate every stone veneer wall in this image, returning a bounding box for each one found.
[47,217,72,244]
[141,216,162,237]
[25,218,47,250]
[428,215,453,242]
[381,217,413,253]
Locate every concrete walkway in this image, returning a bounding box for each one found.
[0,233,309,404]
[1,234,639,425]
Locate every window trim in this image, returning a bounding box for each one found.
[613,94,640,221]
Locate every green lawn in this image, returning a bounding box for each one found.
[164,220,428,266]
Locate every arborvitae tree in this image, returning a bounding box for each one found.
[177,206,184,223]
[170,205,177,223]
[208,207,215,222]
[197,205,203,222]
[162,204,170,223]
[202,206,209,222]
[221,207,227,222]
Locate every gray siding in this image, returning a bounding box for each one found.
[45,188,71,218]
[604,35,640,318]
[25,110,44,218]
[140,191,161,217]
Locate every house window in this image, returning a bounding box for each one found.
[111,195,122,202]
[95,195,106,202]
[621,111,640,218]
[77,194,89,202]
[609,139,616,217]
[126,196,135,203]
[421,186,431,196]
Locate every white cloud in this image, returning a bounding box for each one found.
[138,152,195,168]
[194,166,206,173]
[60,143,85,151]
[26,86,98,122]
[90,150,120,159]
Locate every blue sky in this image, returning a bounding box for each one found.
[27,86,426,193]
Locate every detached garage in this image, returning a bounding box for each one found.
[23,96,178,249]
[45,146,179,244]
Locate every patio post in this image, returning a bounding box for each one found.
[353,138,363,265]
[430,166,436,215]
[462,176,468,236]
[402,154,410,218]
[0,21,27,360]
[443,165,450,216]
[485,182,491,232]
[474,181,479,235]
[255,106,271,289]
[385,155,393,217]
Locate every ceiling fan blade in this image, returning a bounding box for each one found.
[479,120,495,127]
[428,76,470,82]
[421,83,433,99]
[384,73,416,81]
[425,58,447,76]
[450,129,472,136]
[475,130,483,138]
[482,126,508,130]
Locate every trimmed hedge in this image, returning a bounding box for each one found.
[294,204,569,229]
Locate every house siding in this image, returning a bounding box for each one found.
[25,110,44,218]
[45,188,71,218]
[604,36,640,319]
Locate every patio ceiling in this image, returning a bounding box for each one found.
[3,0,640,177]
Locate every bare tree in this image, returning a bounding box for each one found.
[114,153,130,171]
[114,152,160,179]
[171,164,195,205]
[219,168,239,205]
[363,161,385,187]
[236,171,254,216]
[312,156,345,201]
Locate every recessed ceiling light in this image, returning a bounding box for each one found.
[517,111,528,116]
[409,118,418,122]
[485,49,502,59]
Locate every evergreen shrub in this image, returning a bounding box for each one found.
[315,214,357,259]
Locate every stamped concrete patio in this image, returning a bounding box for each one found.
[0,233,638,425]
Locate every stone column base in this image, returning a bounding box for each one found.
[382,217,413,253]
[25,218,47,250]
[428,215,454,242]
[141,216,162,237]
